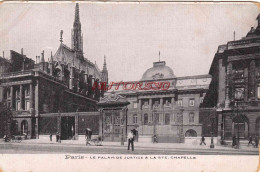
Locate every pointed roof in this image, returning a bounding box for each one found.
[102,55,108,72]
[74,3,80,25]
[53,43,75,65]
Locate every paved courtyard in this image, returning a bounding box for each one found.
[0,137,258,155]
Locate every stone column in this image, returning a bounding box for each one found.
[160,98,163,111]
[249,60,256,99]
[35,80,39,139]
[29,84,33,110]
[0,87,4,102]
[138,99,142,110]
[75,113,79,140]
[225,62,232,109]
[149,99,152,110]
[244,67,248,101]
[171,97,175,108]
[10,86,14,110]
[20,85,23,110]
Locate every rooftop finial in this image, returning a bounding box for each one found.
[60,30,63,43]
[233,31,236,41]
[159,51,161,62]
[2,51,4,58]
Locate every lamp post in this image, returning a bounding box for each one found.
[210,117,215,148]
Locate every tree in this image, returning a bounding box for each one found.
[0,101,13,138]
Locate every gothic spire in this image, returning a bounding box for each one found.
[74,3,80,25]
[102,55,107,72]
[72,3,82,52]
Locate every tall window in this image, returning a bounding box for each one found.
[189,112,195,123]
[16,101,21,111]
[25,101,30,111]
[133,102,137,109]
[189,99,195,106]
[165,113,170,125]
[144,114,148,125]
[133,114,138,124]
[177,99,183,107]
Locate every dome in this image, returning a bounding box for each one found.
[141,61,176,81]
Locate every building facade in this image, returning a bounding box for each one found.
[0,4,108,139]
[107,61,211,143]
[202,14,260,142]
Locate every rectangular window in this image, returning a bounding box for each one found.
[189,113,195,123]
[165,114,170,125]
[133,102,137,109]
[189,99,195,106]
[133,114,138,124]
[25,101,30,111]
[16,101,21,111]
[177,99,183,107]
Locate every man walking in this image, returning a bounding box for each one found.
[127,130,134,151]
[200,136,206,145]
[248,136,253,146]
[50,132,52,142]
[232,135,237,148]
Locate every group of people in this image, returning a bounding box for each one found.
[232,135,259,148]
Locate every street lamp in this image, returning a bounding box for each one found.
[234,102,240,149]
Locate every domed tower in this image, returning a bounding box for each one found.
[141,61,176,81]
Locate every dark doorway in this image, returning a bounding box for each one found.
[61,116,75,140]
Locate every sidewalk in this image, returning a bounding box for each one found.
[16,137,259,152]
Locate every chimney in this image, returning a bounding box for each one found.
[2,51,4,58]
[41,50,45,62]
[21,48,23,55]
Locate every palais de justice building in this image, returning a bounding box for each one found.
[202,14,260,143]
[0,4,108,139]
[106,60,211,143]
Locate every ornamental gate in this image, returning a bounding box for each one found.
[98,92,129,144]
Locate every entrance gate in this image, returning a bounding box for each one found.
[98,92,129,144]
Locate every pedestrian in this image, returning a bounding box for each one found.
[255,136,259,148]
[50,133,52,142]
[56,132,59,142]
[153,135,158,143]
[127,130,134,151]
[232,135,236,148]
[132,128,137,142]
[248,136,253,146]
[200,136,206,145]
[89,130,92,140]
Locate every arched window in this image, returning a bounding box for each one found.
[144,114,148,125]
[185,129,197,137]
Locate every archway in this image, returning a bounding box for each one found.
[144,114,148,125]
[232,114,249,138]
[21,120,28,135]
[11,120,18,135]
[185,129,197,137]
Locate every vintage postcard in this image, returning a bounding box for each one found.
[0,1,260,172]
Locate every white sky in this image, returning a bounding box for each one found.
[0,2,259,82]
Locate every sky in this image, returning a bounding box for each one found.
[0,2,259,82]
